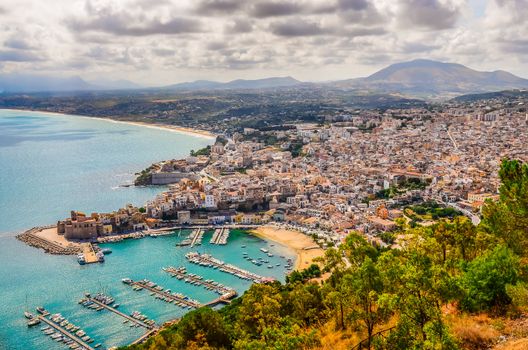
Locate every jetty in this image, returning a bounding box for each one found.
[36,309,95,350]
[17,226,80,255]
[209,228,230,245]
[162,266,237,298]
[80,295,156,330]
[185,252,273,283]
[189,228,204,248]
[177,228,204,247]
[123,279,201,309]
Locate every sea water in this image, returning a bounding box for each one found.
[0,110,295,350]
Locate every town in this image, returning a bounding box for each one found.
[42,92,527,253]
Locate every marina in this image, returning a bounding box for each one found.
[162,266,238,297]
[123,278,202,309]
[185,252,274,283]
[34,308,96,350]
[79,293,157,330]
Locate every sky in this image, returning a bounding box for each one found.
[0,0,526,85]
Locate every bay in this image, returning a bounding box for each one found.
[0,109,295,350]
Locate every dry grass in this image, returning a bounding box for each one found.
[314,321,360,350]
[449,314,501,350]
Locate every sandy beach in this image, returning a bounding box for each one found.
[1,108,216,140]
[250,225,325,270]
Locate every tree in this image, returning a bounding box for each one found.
[482,159,528,256]
[344,257,389,349]
[377,251,458,349]
[460,245,520,312]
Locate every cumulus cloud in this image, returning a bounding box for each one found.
[67,3,204,36]
[0,0,525,83]
[396,0,465,30]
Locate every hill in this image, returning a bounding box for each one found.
[163,76,302,91]
[0,73,143,93]
[333,59,528,97]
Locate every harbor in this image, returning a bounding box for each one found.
[79,293,157,330]
[185,252,274,283]
[30,308,97,350]
[9,229,294,350]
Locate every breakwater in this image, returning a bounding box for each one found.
[16,227,80,255]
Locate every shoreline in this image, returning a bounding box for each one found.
[0,108,216,140]
[249,225,324,270]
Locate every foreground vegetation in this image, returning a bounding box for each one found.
[124,159,528,350]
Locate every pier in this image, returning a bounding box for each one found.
[81,243,99,264]
[82,296,156,330]
[209,228,230,245]
[36,312,95,350]
[124,279,201,309]
[162,266,238,298]
[189,228,204,248]
[177,228,204,247]
[185,252,273,283]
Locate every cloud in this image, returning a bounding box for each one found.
[270,20,330,37]
[338,0,370,11]
[0,50,42,62]
[250,1,302,18]
[67,2,203,36]
[193,0,245,15]
[0,0,525,83]
[396,0,464,30]
[224,18,253,34]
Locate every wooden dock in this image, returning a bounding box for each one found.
[128,280,201,309]
[189,228,203,248]
[162,266,237,298]
[37,314,95,350]
[130,329,158,346]
[186,252,271,283]
[85,297,155,330]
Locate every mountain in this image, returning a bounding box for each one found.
[0,73,96,93]
[164,76,301,91]
[334,59,528,97]
[0,73,144,93]
[87,78,142,90]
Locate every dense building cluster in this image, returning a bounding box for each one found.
[57,97,528,246]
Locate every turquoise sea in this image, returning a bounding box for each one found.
[0,110,295,350]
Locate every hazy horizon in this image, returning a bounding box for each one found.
[0,0,527,85]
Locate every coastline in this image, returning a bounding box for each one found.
[0,108,216,140]
[249,225,324,270]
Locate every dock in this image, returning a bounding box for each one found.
[209,228,230,245]
[185,252,273,283]
[189,228,203,248]
[81,243,99,264]
[37,313,95,350]
[124,279,201,309]
[162,266,238,298]
[130,329,158,346]
[83,296,156,330]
